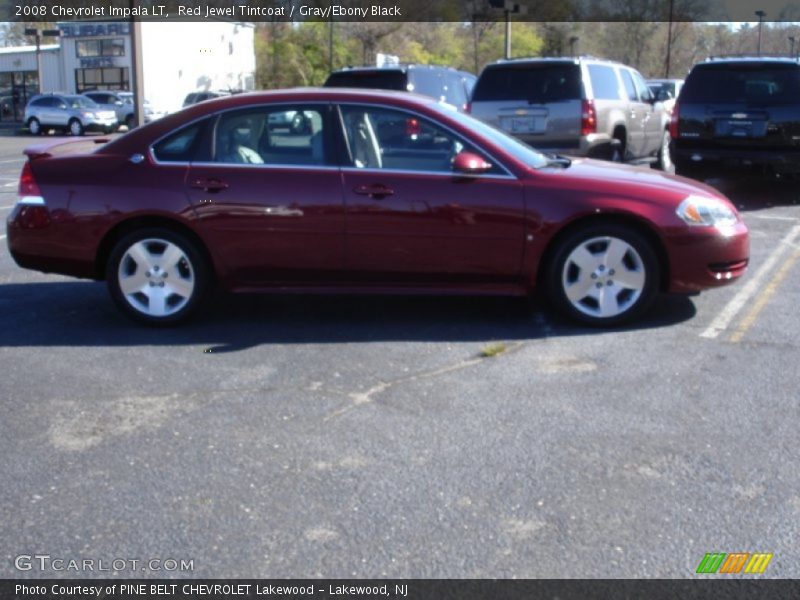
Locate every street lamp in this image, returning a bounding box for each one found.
[24,27,61,94]
[755,10,766,55]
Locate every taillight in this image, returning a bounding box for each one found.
[405,117,421,137]
[465,102,472,114]
[18,161,43,202]
[580,99,597,136]
[669,101,680,139]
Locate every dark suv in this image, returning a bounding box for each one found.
[671,57,800,178]
[324,65,476,112]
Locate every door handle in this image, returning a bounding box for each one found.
[353,184,394,200]
[190,178,229,193]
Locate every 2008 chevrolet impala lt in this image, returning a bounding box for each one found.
[6,89,749,326]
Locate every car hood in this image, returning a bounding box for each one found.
[540,157,728,205]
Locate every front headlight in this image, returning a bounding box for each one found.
[676,195,738,230]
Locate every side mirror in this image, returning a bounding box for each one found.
[453,151,492,175]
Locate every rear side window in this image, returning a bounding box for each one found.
[682,64,800,104]
[152,120,207,162]
[588,65,621,100]
[473,63,581,103]
[620,70,638,101]
[324,70,408,91]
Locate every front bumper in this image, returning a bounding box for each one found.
[84,117,118,132]
[666,221,750,294]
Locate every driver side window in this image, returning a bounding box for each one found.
[339,105,497,174]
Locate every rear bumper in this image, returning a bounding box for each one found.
[672,144,800,172]
[666,222,750,294]
[518,133,614,158]
[6,207,96,279]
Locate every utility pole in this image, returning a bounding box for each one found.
[329,20,334,73]
[569,36,579,57]
[24,28,61,94]
[129,11,145,128]
[665,0,674,77]
[755,10,766,55]
[789,36,796,59]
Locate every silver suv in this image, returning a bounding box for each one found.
[470,57,671,169]
[24,93,118,136]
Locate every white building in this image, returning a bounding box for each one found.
[0,20,255,122]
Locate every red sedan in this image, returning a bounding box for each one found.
[6,89,748,326]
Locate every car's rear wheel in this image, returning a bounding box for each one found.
[27,118,41,135]
[655,129,674,172]
[546,224,659,326]
[106,228,209,326]
[125,115,135,130]
[68,118,84,136]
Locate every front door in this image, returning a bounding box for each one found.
[337,105,525,285]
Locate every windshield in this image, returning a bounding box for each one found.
[428,102,549,169]
[64,96,97,109]
[682,63,800,104]
[472,63,581,103]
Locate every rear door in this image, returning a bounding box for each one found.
[470,62,582,151]
[679,62,800,152]
[630,69,662,154]
[618,68,649,158]
[183,103,345,285]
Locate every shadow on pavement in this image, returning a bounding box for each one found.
[0,281,697,352]
[702,175,800,213]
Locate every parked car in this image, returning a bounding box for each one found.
[117,92,168,124]
[670,57,800,179]
[82,90,135,130]
[24,93,118,136]
[324,65,476,112]
[470,57,672,170]
[182,90,231,107]
[646,78,684,116]
[82,90,166,129]
[7,88,748,327]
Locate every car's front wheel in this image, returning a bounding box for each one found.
[68,118,84,136]
[27,117,41,135]
[546,224,659,326]
[106,228,209,325]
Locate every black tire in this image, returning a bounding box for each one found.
[27,117,41,136]
[68,118,84,136]
[125,114,135,130]
[106,228,210,326]
[653,129,674,172]
[545,223,659,327]
[610,130,626,163]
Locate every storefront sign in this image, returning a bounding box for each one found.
[59,23,130,38]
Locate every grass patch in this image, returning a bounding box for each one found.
[480,342,507,358]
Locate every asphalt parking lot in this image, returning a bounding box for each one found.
[1,133,799,579]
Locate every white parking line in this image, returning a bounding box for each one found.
[0,205,14,210]
[700,223,800,339]
[0,234,6,241]
[749,215,800,222]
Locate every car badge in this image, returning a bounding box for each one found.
[515,109,527,115]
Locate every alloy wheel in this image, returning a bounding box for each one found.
[561,236,646,319]
[117,238,196,318]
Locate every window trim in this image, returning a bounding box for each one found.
[334,101,516,179]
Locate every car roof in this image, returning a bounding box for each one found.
[485,56,628,68]
[702,56,800,65]
[101,88,442,155]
